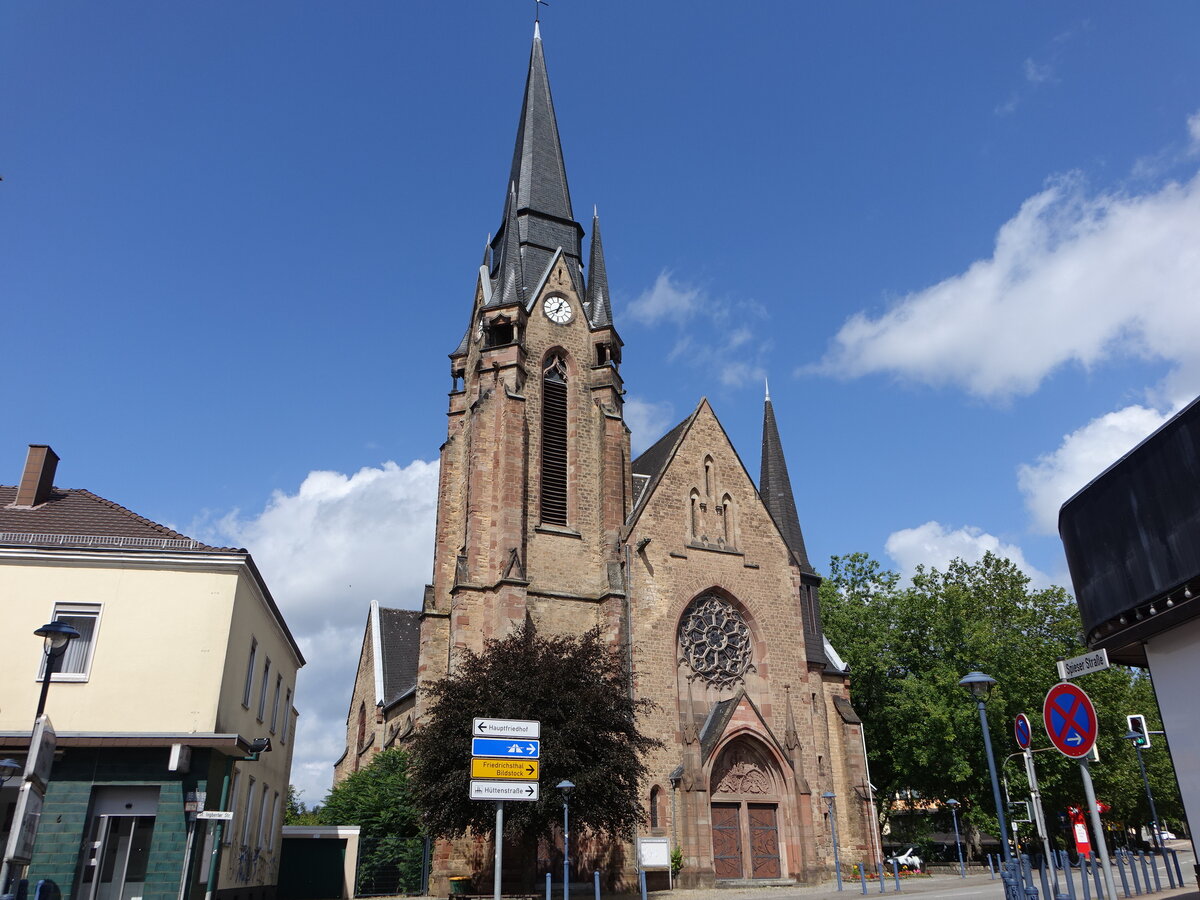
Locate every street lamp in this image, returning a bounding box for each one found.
[1124,731,1163,854]
[34,619,81,718]
[0,759,21,789]
[557,780,574,900]
[0,622,82,896]
[946,799,965,877]
[823,791,843,891]
[959,671,1012,864]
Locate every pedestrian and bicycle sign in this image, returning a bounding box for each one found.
[1014,713,1032,750]
[472,737,540,758]
[1043,682,1098,758]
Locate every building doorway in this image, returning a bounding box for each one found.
[77,786,160,900]
[709,739,785,880]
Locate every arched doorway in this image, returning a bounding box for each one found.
[709,738,785,880]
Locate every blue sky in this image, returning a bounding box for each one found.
[5,2,1200,803]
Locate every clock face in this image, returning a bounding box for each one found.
[543,295,573,325]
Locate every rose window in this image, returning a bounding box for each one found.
[679,593,753,688]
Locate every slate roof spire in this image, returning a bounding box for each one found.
[586,208,612,327]
[760,389,814,574]
[489,22,585,298]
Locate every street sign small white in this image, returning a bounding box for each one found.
[196,810,234,820]
[1057,649,1110,680]
[470,780,539,801]
[472,717,540,739]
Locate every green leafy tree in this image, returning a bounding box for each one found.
[820,552,1181,853]
[319,749,424,894]
[284,785,321,825]
[409,620,662,841]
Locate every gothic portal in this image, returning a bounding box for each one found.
[413,23,873,892]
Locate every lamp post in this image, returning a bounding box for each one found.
[34,619,81,718]
[959,671,1012,864]
[557,780,574,900]
[1124,731,1163,855]
[0,621,81,896]
[823,791,843,891]
[947,799,965,877]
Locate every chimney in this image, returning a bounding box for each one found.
[16,444,60,507]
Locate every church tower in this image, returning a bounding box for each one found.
[418,23,630,696]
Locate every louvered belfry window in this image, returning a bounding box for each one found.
[542,355,569,525]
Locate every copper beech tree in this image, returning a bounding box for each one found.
[409,620,662,841]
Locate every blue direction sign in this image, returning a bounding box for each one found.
[472,737,540,759]
[1043,682,1098,758]
[1014,713,1032,750]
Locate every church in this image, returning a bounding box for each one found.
[409,23,874,891]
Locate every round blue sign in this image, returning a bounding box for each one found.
[1014,713,1032,750]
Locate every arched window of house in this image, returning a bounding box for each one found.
[689,489,700,539]
[704,456,715,499]
[541,354,569,526]
[721,493,734,547]
[649,785,662,829]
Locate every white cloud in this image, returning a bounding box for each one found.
[885,521,1051,587]
[816,167,1200,403]
[199,459,439,805]
[627,271,701,325]
[719,359,766,388]
[1024,58,1053,84]
[1017,405,1171,534]
[624,396,675,455]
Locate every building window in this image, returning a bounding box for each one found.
[241,776,256,847]
[242,639,258,708]
[649,785,661,829]
[281,688,292,744]
[224,772,240,845]
[268,791,281,850]
[270,674,283,734]
[355,702,367,770]
[37,603,101,681]
[704,457,714,499]
[541,355,569,526]
[256,782,269,851]
[257,657,271,722]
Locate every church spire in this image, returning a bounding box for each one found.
[490,23,585,297]
[760,389,814,574]
[586,208,612,327]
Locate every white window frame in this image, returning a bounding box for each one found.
[268,790,280,850]
[241,775,256,847]
[242,639,258,708]
[37,603,102,682]
[224,772,241,845]
[270,673,282,734]
[256,782,269,851]
[281,688,292,744]
[257,657,271,722]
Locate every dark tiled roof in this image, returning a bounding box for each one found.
[487,27,585,311]
[378,608,421,706]
[632,415,691,479]
[759,398,814,574]
[0,485,225,551]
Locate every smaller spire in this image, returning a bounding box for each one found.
[765,378,770,401]
[493,183,525,306]
[586,210,612,327]
[481,234,492,271]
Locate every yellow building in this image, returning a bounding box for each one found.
[1,444,305,900]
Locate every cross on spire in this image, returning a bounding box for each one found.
[534,0,549,23]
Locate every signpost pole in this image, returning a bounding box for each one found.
[1024,747,1059,896]
[1079,760,1118,900]
[494,800,504,900]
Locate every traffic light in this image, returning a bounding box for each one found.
[1127,714,1151,748]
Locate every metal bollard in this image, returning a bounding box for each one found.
[546,871,552,900]
[988,855,996,880]
[877,863,886,892]
[1058,852,1076,900]
[1166,848,1182,887]
[1137,852,1151,895]
[593,870,600,900]
[1090,853,1103,900]
[861,863,868,894]
[1129,850,1142,895]
[1147,850,1161,893]
[892,860,901,893]
[639,868,647,900]
[1115,848,1131,898]
[1080,856,1092,900]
